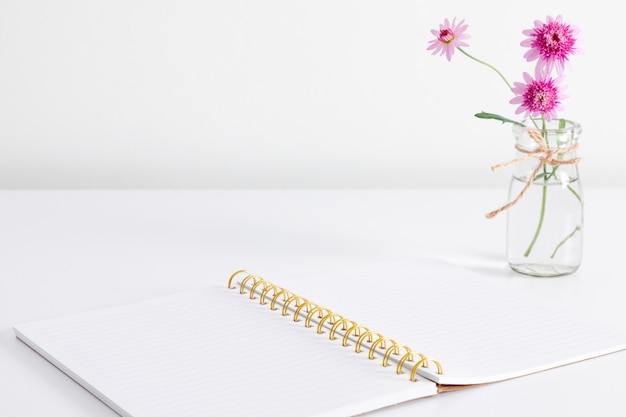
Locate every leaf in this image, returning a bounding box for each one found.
[474,111,525,126]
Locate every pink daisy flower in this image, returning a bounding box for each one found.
[427,17,470,61]
[509,71,567,122]
[521,15,580,75]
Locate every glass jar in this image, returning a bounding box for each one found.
[504,119,583,277]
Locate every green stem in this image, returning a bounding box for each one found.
[460,48,540,130]
[524,163,548,257]
[456,47,513,91]
[549,187,582,258]
[550,226,581,258]
[524,118,549,257]
[523,119,583,258]
[567,184,582,202]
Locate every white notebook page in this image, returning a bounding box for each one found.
[14,285,438,417]
[264,259,626,386]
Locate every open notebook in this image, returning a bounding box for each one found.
[14,259,626,417]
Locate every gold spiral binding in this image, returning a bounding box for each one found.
[240,273,261,295]
[329,318,358,340]
[410,358,444,382]
[293,301,316,322]
[259,283,279,305]
[304,306,331,328]
[355,330,384,353]
[270,289,292,311]
[382,343,412,367]
[341,324,370,347]
[249,279,270,300]
[367,337,397,360]
[396,350,426,375]
[227,269,252,289]
[227,270,444,382]
[282,294,309,316]
[316,312,343,334]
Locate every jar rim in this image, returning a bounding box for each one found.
[512,118,582,133]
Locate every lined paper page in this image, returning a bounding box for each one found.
[14,286,438,417]
[265,259,626,386]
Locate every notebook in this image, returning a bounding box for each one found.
[14,259,626,417]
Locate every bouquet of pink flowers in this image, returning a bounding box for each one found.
[427,15,580,124]
[427,16,584,276]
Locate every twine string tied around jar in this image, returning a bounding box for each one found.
[485,127,581,219]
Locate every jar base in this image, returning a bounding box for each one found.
[509,263,579,277]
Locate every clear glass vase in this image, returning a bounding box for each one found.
[505,119,583,277]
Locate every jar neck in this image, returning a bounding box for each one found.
[512,119,581,154]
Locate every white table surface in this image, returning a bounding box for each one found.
[1,188,625,417]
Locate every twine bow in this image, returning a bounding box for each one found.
[485,127,581,219]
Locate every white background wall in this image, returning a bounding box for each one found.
[0,0,621,189]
